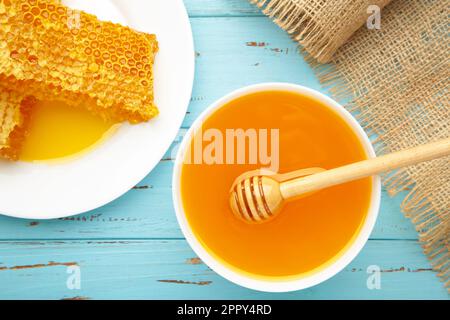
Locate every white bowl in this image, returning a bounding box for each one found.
[172,83,381,292]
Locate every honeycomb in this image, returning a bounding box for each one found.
[0,88,36,160]
[0,0,159,123]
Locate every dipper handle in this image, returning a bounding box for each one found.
[280,137,450,201]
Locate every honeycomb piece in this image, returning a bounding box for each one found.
[0,0,159,123]
[0,88,36,160]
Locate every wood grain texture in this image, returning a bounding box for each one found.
[0,240,447,299]
[185,0,261,17]
[185,17,323,127]
[0,159,416,240]
[0,17,417,241]
[0,0,446,299]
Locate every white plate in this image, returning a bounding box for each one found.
[0,0,195,219]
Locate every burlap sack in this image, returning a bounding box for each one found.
[252,0,449,290]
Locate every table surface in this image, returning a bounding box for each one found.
[0,0,447,300]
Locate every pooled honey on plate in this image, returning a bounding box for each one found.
[20,100,118,162]
[180,90,372,279]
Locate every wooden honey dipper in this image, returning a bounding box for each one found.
[230,137,450,223]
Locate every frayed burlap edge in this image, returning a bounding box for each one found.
[250,0,391,63]
[312,0,449,290]
[314,61,450,291]
[251,0,449,291]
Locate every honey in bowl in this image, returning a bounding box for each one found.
[180,90,372,279]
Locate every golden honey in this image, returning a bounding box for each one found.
[180,91,372,278]
[0,0,158,161]
[20,100,117,162]
[0,0,159,124]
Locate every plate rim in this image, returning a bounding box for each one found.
[0,0,195,220]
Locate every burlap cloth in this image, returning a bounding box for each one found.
[251,0,449,290]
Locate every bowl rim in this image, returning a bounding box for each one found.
[172,82,381,292]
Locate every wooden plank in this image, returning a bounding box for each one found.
[0,158,417,240]
[185,0,261,17]
[185,17,322,127]
[0,2,442,300]
[0,240,445,299]
[0,18,417,240]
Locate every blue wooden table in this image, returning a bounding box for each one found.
[0,0,447,300]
